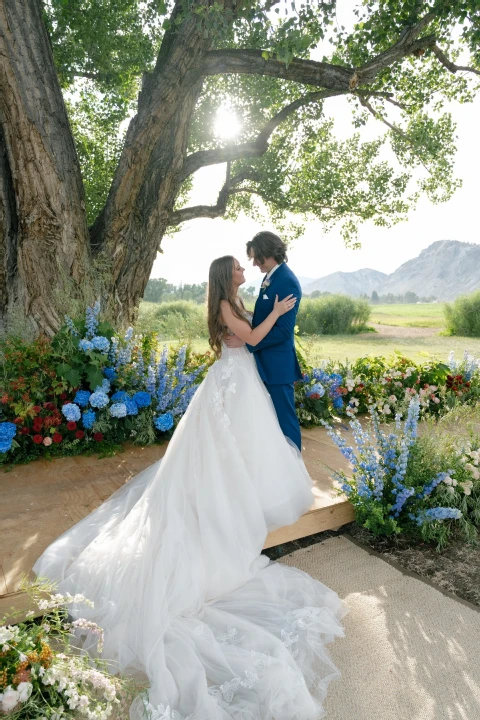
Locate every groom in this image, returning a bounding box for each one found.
[226,231,303,451]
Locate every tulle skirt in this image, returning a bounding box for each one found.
[34,346,347,719]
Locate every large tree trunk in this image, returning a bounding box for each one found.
[91,10,211,324]
[0,0,92,335]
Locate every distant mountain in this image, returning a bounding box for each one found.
[301,240,480,301]
[378,240,480,300]
[303,269,388,297]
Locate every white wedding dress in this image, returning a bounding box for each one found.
[34,325,347,720]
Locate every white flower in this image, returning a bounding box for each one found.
[446,486,455,495]
[460,480,474,496]
[465,463,480,480]
[433,397,440,404]
[1,686,20,712]
[17,681,33,703]
[26,610,35,618]
[388,395,397,404]
[442,476,454,486]
[0,625,20,644]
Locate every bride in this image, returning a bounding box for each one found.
[34,255,347,720]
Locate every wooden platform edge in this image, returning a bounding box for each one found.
[263,499,354,549]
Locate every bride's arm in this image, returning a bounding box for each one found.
[220,296,296,347]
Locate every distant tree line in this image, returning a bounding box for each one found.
[144,278,207,304]
[366,291,437,304]
[305,289,437,304]
[144,278,258,305]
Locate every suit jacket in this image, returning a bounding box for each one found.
[246,262,302,385]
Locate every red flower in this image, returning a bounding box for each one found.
[33,434,43,444]
[21,393,30,402]
[52,433,63,443]
[33,418,43,430]
[52,417,62,427]
[32,405,42,413]
[43,401,56,411]
[75,430,85,440]
[60,392,68,400]
[67,421,77,431]
[0,393,11,404]
[20,427,30,435]
[14,417,24,425]
[93,432,104,442]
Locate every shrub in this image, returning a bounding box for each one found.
[136,300,208,340]
[297,295,370,335]
[444,290,480,337]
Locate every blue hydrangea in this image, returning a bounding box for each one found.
[74,389,91,407]
[61,403,81,422]
[94,379,111,394]
[0,422,17,440]
[154,413,174,432]
[79,339,93,352]
[133,391,152,408]
[103,367,117,381]
[125,398,138,416]
[82,410,96,429]
[91,336,110,353]
[89,391,109,409]
[0,422,16,453]
[109,403,127,418]
[111,390,129,403]
[306,383,325,399]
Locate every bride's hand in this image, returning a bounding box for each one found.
[274,294,297,316]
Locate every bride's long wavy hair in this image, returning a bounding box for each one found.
[207,256,246,358]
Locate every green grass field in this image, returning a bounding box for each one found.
[166,335,480,365]
[369,303,445,328]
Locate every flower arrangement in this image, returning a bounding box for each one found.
[294,351,480,427]
[0,581,133,718]
[0,303,211,466]
[323,398,468,542]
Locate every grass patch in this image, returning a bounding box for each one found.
[167,334,480,365]
[370,303,445,328]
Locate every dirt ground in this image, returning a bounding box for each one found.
[264,523,480,608]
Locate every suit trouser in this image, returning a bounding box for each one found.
[264,382,302,453]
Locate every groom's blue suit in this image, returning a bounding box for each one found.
[246,262,303,451]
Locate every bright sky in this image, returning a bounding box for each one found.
[151,6,480,288]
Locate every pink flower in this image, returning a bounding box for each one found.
[43,436,53,446]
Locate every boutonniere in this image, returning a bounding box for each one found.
[261,278,271,290]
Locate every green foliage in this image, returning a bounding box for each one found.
[444,290,480,337]
[136,301,208,340]
[39,0,479,238]
[297,295,371,335]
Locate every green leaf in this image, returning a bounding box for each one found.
[86,367,104,390]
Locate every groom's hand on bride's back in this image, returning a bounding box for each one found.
[224,334,246,348]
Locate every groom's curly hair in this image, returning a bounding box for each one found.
[246,231,288,265]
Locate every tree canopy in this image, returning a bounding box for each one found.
[1,0,479,336]
[45,0,479,243]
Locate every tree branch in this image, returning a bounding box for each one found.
[431,44,480,77]
[169,168,261,225]
[200,49,353,90]
[180,88,346,181]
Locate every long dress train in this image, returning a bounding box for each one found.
[34,340,347,720]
